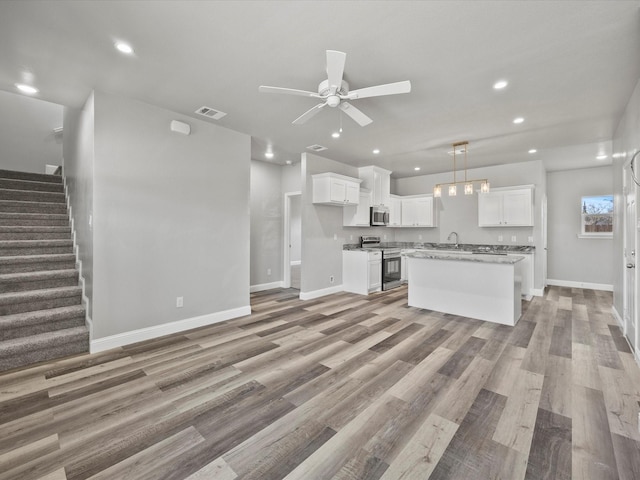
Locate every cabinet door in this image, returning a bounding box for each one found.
[369,259,382,289]
[388,197,402,226]
[415,197,433,226]
[401,199,417,226]
[344,181,360,204]
[503,190,533,226]
[478,192,503,226]
[355,191,371,225]
[329,179,347,203]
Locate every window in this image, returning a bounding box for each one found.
[581,195,613,237]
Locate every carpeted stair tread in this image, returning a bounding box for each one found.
[0,225,71,241]
[0,327,89,371]
[0,306,86,341]
[0,253,76,273]
[0,269,79,293]
[0,285,82,305]
[0,212,69,226]
[0,199,67,214]
[0,169,62,184]
[0,188,66,204]
[0,178,64,193]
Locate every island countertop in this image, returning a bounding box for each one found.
[405,251,524,265]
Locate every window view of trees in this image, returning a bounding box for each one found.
[581,195,613,235]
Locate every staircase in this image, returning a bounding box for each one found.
[0,168,89,372]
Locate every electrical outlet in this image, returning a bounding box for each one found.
[383,234,387,240]
[511,236,517,242]
[498,235,503,242]
[350,235,353,241]
[528,236,534,243]
[418,235,423,240]
[267,268,271,276]
[329,275,334,284]
[333,233,337,241]
[176,296,183,308]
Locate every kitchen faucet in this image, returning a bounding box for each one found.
[447,231,459,247]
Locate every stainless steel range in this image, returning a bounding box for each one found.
[360,236,402,291]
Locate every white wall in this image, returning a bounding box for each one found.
[546,166,614,288]
[250,160,283,288]
[89,91,250,341]
[290,195,301,263]
[0,90,63,173]
[393,160,546,292]
[63,93,95,317]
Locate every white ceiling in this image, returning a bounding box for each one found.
[1,1,638,177]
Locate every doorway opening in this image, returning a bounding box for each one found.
[284,191,301,290]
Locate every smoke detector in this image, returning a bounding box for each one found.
[307,144,328,152]
[195,106,227,120]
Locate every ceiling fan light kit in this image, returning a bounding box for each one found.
[259,50,411,127]
[434,141,490,198]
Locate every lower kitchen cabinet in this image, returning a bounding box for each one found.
[508,252,534,299]
[343,250,382,295]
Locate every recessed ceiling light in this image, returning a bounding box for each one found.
[528,149,537,154]
[513,117,524,124]
[115,42,134,54]
[331,132,340,139]
[15,83,38,94]
[414,167,421,171]
[372,149,380,154]
[265,151,274,159]
[285,160,292,165]
[596,155,608,160]
[493,80,508,90]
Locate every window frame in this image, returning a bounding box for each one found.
[579,194,613,239]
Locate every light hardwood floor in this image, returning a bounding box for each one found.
[0,285,639,479]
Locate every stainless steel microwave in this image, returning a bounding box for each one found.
[370,206,390,226]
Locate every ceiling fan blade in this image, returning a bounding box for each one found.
[259,86,320,98]
[326,50,346,91]
[292,103,326,125]
[339,102,372,126]
[345,80,411,100]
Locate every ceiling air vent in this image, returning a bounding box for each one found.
[195,106,227,120]
[307,144,328,152]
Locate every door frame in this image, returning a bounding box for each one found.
[283,191,301,289]
[623,154,638,356]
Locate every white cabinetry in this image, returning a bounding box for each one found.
[358,166,391,207]
[312,173,361,206]
[343,189,371,227]
[478,186,534,227]
[388,195,402,226]
[343,250,382,295]
[401,195,436,227]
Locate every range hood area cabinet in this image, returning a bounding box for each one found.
[388,195,402,226]
[312,173,362,206]
[358,166,391,207]
[343,189,372,227]
[400,194,437,227]
[478,185,534,227]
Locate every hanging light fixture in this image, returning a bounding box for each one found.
[433,141,489,198]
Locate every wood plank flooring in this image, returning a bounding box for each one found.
[1,285,639,479]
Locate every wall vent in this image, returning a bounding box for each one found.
[195,106,227,120]
[307,144,328,152]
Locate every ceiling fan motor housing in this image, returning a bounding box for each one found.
[319,79,349,97]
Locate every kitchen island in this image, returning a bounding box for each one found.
[406,251,524,326]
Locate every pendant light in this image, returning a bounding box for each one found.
[433,141,489,197]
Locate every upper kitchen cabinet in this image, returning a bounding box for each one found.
[388,194,402,227]
[478,185,534,227]
[343,189,372,227]
[358,166,391,207]
[312,173,362,206]
[401,194,437,227]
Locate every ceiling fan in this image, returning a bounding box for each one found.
[259,50,411,127]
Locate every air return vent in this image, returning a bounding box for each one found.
[307,144,328,152]
[195,106,227,120]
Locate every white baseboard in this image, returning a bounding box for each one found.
[250,281,284,293]
[299,285,343,300]
[612,306,624,329]
[546,279,613,291]
[90,305,251,353]
[531,288,545,297]
[611,306,639,366]
[290,260,301,266]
